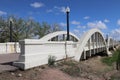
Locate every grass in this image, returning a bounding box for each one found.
[101,49,120,66]
[111,77,120,80]
[61,60,77,66]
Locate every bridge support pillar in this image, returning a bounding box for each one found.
[93,49,95,55]
[96,32,99,53]
[93,33,95,55]
[63,34,65,41]
[83,49,86,59]
[88,38,91,57]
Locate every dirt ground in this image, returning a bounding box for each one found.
[0,55,120,80]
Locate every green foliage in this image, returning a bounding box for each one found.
[48,55,56,66]
[116,50,120,63]
[0,16,62,42]
[101,50,120,66]
[0,17,9,42]
[111,76,120,80]
[34,22,62,38]
[34,22,51,38]
[116,49,120,70]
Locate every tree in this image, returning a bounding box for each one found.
[34,22,42,38]
[0,15,63,42]
[0,17,9,42]
[24,19,36,39]
[34,22,51,38]
[12,17,26,41]
[34,22,63,39]
[51,23,62,32]
[6,16,36,42]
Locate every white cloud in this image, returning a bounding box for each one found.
[60,7,66,13]
[71,20,80,25]
[104,19,110,23]
[73,29,79,33]
[111,28,120,40]
[77,25,86,29]
[87,21,107,29]
[73,29,86,37]
[117,19,120,26]
[54,6,66,13]
[30,2,44,8]
[84,16,90,19]
[71,20,86,29]
[54,6,59,9]
[59,22,66,27]
[73,29,81,37]
[0,10,7,16]
[112,28,120,34]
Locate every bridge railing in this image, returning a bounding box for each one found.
[0,42,20,54]
[14,39,77,69]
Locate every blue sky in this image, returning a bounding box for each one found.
[0,0,120,39]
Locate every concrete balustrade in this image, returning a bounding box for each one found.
[14,39,77,69]
[0,42,20,54]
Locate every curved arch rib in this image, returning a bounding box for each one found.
[74,28,107,61]
[39,31,79,41]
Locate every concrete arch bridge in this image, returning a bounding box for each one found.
[14,28,119,70]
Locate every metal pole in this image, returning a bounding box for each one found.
[10,20,12,42]
[66,11,70,41]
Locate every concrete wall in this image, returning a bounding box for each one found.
[0,42,20,54]
[14,39,77,69]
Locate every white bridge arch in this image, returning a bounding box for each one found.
[40,31,79,42]
[74,28,107,61]
[14,28,119,70]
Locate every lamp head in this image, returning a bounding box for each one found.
[66,6,70,13]
[9,17,13,22]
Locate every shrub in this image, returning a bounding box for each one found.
[48,55,56,66]
[101,57,112,66]
[111,76,120,80]
[116,49,120,70]
[101,50,119,66]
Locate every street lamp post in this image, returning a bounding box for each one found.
[66,7,70,41]
[10,18,13,42]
